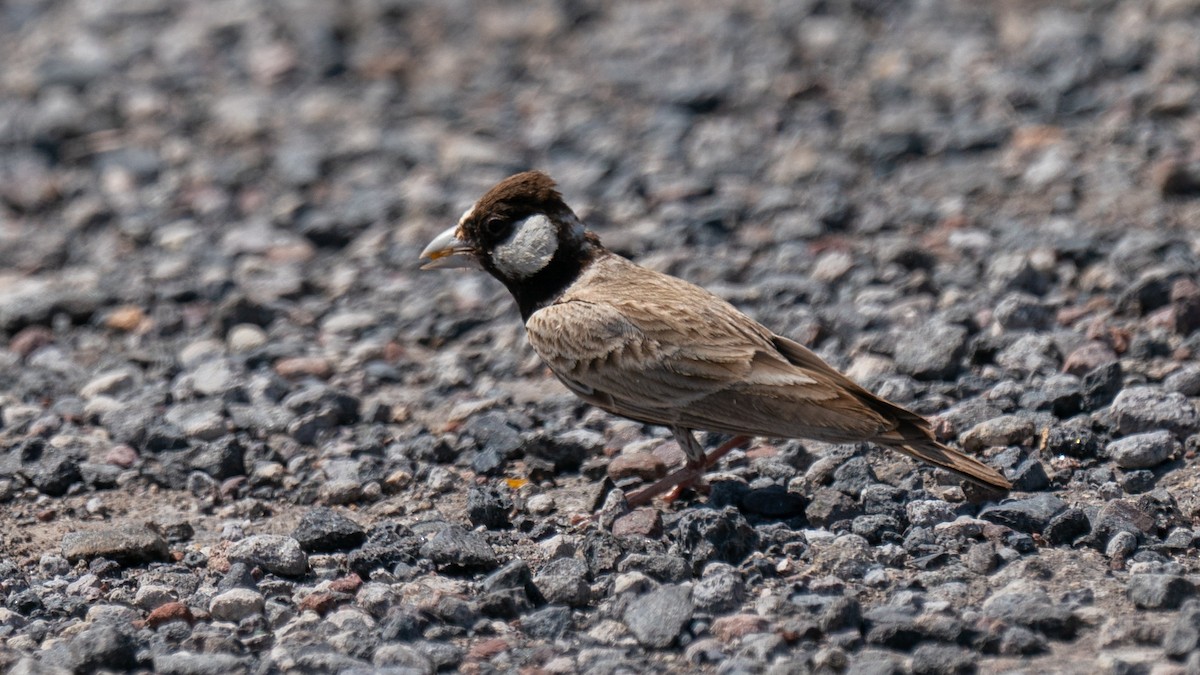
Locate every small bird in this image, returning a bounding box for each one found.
[420,171,1011,505]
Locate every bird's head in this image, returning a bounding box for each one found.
[420,171,601,315]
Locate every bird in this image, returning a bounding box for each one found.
[420,171,1012,506]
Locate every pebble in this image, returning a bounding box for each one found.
[227,324,269,352]
[210,588,265,622]
[534,558,591,607]
[61,525,168,565]
[979,495,1067,534]
[292,507,366,553]
[1127,575,1194,610]
[893,322,966,380]
[418,525,499,573]
[1108,386,1200,438]
[623,584,694,648]
[227,535,308,577]
[1105,430,1180,469]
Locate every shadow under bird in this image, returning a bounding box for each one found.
[420,171,1012,506]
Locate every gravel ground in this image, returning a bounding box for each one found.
[3,0,1200,673]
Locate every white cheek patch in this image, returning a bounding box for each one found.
[493,214,558,279]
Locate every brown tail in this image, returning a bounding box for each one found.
[891,440,1012,491]
[769,335,1011,491]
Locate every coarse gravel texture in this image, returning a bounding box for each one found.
[3,0,1200,673]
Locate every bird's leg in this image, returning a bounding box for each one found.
[625,432,753,507]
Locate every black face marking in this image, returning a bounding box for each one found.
[459,171,603,319]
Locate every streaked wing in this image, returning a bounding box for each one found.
[525,256,897,440]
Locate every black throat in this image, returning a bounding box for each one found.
[502,243,602,321]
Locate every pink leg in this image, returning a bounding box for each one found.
[625,435,752,507]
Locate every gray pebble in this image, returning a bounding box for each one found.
[534,558,591,607]
[1105,430,1179,469]
[893,322,966,380]
[61,525,168,565]
[624,584,694,648]
[1127,574,1194,610]
[1109,386,1200,438]
[209,588,265,622]
[227,534,308,577]
[418,525,498,573]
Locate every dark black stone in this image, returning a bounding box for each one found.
[806,488,860,527]
[740,485,806,519]
[1043,508,1091,546]
[979,494,1067,534]
[672,507,758,571]
[519,605,572,640]
[1082,362,1122,410]
[347,522,421,578]
[466,485,513,530]
[418,525,499,573]
[293,507,366,552]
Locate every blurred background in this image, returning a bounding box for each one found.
[3,0,1198,283]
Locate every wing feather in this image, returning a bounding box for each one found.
[524,255,895,439]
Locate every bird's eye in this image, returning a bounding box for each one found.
[485,217,508,238]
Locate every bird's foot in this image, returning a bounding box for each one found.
[624,435,751,507]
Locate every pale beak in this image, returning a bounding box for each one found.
[419,225,478,270]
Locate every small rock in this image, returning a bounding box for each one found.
[227,534,308,577]
[612,508,663,538]
[419,525,499,573]
[979,494,1067,534]
[981,590,1078,639]
[145,601,194,629]
[227,324,268,352]
[692,566,745,615]
[894,322,967,380]
[608,453,667,481]
[960,415,1034,452]
[1105,430,1179,469]
[624,584,694,648]
[520,605,572,640]
[1108,386,1200,438]
[467,485,513,529]
[292,507,366,552]
[534,558,590,607]
[806,488,860,527]
[209,588,265,622]
[910,644,975,675]
[1063,342,1118,377]
[275,356,333,380]
[906,500,958,528]
[61,525,168,565]
[712,614,770,642]
[1128,574,1194,610]
[1106,531,1138,559]
[740,485,806,518]
[1164,599,1200,658]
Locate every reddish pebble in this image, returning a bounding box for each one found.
[299,591,339,615]
[712,614,771,642]
[608,454,667,482]
[106,444,139,468]
[1062,341,1117,377]
[146,601,194,628]
[745,444,778,460]
[275,356,332,379]
[9,326,54,357]
[329,573,362,594]
[35,509,56,522]
[611,508,662,538]
[468,638,510,660]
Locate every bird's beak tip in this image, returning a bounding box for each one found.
[419,224,476,270]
